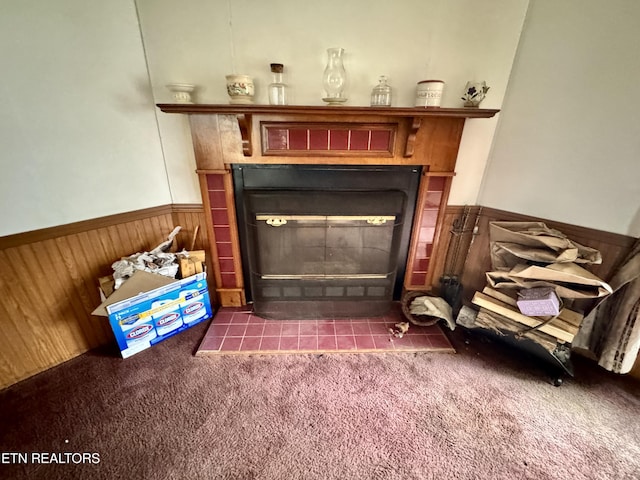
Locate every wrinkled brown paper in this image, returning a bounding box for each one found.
[486,263,612,299]
[489,221,602,271]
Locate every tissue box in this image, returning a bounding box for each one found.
[516,287,560,317]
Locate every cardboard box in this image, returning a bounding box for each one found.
[92,270,213,358]
[177,250,206,278]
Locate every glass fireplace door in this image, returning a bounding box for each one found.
[253,214,397,280]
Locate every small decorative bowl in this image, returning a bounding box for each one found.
[225,74,255,104]
[166,83,196,104]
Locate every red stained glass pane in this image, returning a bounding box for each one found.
[288,129,308,150]
[266,128,288,150]
[329,129,349,150]
[428,176,446,191]
[208,191,227,209]
[206,174,225,191]
[369,129,392,151]
[349,130,370,150]
[309,129,329,150]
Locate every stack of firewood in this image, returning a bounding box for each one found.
[469,287,582,352]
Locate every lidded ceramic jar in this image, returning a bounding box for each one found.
[415,80,444,107]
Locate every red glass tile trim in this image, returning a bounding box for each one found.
[208,191,227,209]
[415,258,430,271]
[419,226,436,243]
[266,128,288,150]
[213,226,231,243]
[196,305,454,355]
[420,209,439,228]
[206,174,225,191]
[220,273,237,288]
[309,129,329,150]
[349,129,370,150]
[329,129,349,150]
[424,191,443,208]
[424,243,434,258]
[216,243,233,258]
[261,123,395,155]
[288,128,308,150]
[211,209,229,225]
[427,176,446,192]
[369,129,391,151]
[411,272,427,286]
[218,258,235,273]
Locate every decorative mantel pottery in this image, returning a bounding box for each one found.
[166,83,196,104]
[461,81,490,107]
[225,74,255,104]
[415,80,444,107]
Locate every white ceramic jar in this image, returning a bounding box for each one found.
[415,80,444,107]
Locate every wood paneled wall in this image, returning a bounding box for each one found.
[0,205,208,390]
[2,202,637,388]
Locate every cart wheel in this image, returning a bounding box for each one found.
[553,377,563,387]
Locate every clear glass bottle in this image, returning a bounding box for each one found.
[268,63,288,105]
[370,75,392,106]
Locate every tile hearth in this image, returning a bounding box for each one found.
[196,304,455,355]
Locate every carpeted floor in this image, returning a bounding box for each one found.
[1,319,639,480]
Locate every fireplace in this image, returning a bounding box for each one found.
[233,164,420,318]
[156,104,499,313]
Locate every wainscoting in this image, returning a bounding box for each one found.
[0,205,208,389]
[0,204,637,389]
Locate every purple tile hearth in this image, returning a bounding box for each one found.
[196,304,455,355]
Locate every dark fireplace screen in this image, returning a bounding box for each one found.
[233,165,420,319]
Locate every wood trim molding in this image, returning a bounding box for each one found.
[0,204,205,250]
[171,203,206,214]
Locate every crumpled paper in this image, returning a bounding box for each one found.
[409,296,455,330]
[112,227,182,289]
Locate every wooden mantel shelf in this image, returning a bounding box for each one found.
[157,103,499,119]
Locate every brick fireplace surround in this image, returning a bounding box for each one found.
[158,104,498,314]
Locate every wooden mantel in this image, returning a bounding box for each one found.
[157,104,498,170]
[157,103,499,306]
[157,103,499,118]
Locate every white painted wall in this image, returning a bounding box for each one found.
[0,0,171,236]
[479,0,640,236]
[136,0,529,205]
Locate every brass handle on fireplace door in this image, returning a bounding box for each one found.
[266,218,288,227]
[366,217,388,225]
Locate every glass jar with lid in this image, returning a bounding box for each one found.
[370,75,392,106]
